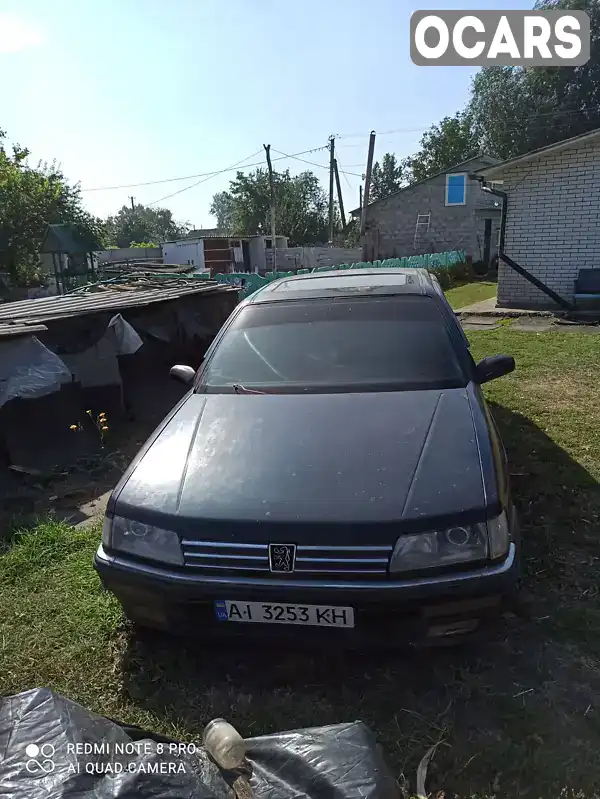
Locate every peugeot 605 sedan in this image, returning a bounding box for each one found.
[95,268,519,645]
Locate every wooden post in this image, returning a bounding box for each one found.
[328,136,335,243]
[263,144,277,270]
[334,159,346,230]
[51,252,61,294]
[360,131,376,236]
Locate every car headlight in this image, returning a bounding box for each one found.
[389,512,510,574]
[487,510,510,560]
[102,515,183,566]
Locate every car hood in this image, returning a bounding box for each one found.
[115,389,486,536]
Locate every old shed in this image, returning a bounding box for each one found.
[0,277,238,472]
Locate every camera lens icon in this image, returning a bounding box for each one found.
[25,743,56,774]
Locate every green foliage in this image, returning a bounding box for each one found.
[425,257,474,290]
[401,0,600,181]
[468,0,600,160]
[406,113,479,183]
[210,168,335,246]
[209,191,236,232]
[104,204,189,248]
[129,241,158,248]
[343,218,360,248]
[370,153,409,201]
[0,129,104,285]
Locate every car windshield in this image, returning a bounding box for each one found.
[199,294,467,393]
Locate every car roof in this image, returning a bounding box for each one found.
[246,268,440,304]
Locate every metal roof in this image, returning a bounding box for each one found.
[0,322,48,339]
[40,223,103,254]
[349,154,501,216]
[475,126,600,178]
[0,280,237,325]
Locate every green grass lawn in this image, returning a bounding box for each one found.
[2,328,600,797]
[445,280,497,310]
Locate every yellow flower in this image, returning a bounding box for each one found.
[69,424,78,431]
[101,425,109,432]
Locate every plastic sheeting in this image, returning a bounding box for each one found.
[108,313,143,355]
[0,688,398,799]
[0,336,71,409]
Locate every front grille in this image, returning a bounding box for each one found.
[180,540,393,580]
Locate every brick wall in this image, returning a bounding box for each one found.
[495,138,600,308]
[364,157,499,260]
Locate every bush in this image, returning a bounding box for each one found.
[472,259,489,276]
[428,266,452,289]
[427,259,473,290]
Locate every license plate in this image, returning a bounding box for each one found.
[214,600,355,628]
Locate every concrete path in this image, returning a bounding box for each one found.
[75,491,112,526]
[49,489,112,528]
[456,296,553,317]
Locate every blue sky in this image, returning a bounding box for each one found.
[1,0,531,228]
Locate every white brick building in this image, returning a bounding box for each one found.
[477,129,600,309]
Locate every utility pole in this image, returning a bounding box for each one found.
[359,184,363,211]
[333,159,346,230]
[263,144,277,271]
[360,131,376,236]
[129,196,135,211]
[328,136,335,243]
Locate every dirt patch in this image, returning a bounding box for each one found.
[0,413,164,533]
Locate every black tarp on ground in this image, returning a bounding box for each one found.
[0,688,398,799]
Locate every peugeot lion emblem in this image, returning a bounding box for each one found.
[268,544,296,573]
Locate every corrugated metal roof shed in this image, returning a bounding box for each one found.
[0,322,48,338]
[0,279,237,325]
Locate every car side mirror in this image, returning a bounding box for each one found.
[475,354,515,384]
[170,364,196,385]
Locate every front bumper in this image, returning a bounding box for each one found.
[94,542,519,646]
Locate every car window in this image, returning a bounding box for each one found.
[199,294,467,393]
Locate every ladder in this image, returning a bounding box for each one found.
[413,212,431,250]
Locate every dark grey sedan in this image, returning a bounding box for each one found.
[95,268,518,645]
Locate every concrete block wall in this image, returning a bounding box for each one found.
[496,139,600,308]
[265,247,362,271]
[364,158,498,259]
[97,247,162,264]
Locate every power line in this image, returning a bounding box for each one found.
[336,108,600,143]
[82,145,329,192]
[84,107,600,193]
[147,149,263,206]
[271,148,362,178]
[335,155,355,188]
[335,126,431,139]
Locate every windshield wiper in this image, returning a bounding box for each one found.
[232,383,269,395]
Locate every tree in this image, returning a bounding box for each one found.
[209,168,334,246]
[405,0,600,177]
[469,0,600,159]
[0,130,104,283]
[209,191,236,232]
[468,0,600,159]
[370,153,408,201]
[104,204,189,248]
[405,113,479,183]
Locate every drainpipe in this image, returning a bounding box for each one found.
[472,176,572,311]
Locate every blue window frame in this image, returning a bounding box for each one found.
[445,173,467,206]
